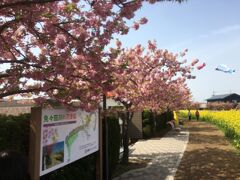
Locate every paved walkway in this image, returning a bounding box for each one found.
[113,129,189,180]
[114,121,240,180]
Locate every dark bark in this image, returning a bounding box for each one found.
[0,86,58,98]
[121,104,133,164]
[121,109,129,164]
[0,88,40,98]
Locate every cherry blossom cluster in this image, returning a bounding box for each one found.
[109,40,201,112]
[0,0,193,112]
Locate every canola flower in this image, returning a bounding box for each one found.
[180,110,240,149]
[173,111,179,126]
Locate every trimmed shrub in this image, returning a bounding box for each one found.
[142,110,174,138]
[155,111,173,132]
[142,110,154,138]
[142,124,152,138]
[106,115,121,179]
[0,114,30,155]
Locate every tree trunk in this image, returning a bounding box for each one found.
[121,108,130,164]
[149,110,155,135]
[153,111,157,135]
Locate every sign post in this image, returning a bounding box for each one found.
[29,107,41,180]
[96,109,103,180]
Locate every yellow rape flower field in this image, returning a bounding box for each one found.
[180,110,240,149]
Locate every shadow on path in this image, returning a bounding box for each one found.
[114,130,189,180]
[175,121,240,180]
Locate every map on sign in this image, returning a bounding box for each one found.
[65,112,97,162]
[40,109,99,176]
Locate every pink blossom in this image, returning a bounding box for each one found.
[54,34,67,49]
[191,59,199,66]
[133,22,140,30]
[0,0,194,112]
[197,63,206,70]
[181,59,187,64]
[139,17,148,25]
[116,39,122,49]
[148,40,157,51]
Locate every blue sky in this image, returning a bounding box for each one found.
[115,0,240,102]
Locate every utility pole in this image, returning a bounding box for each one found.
[212,90,216,96]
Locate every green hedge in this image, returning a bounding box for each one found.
[106,115,121,179]
[0,113,121,180]
[0,114,30,155]
[142,124,152,138]
[142,110,154,138]
[155,111,174,131]
[142,110,173,138]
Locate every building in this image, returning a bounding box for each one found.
[0,99,34,116]
[206,93,240,103]
[100,98,143,139]
[199,103,207,110]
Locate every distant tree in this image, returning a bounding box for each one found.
[207,102,235,110]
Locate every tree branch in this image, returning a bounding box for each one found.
[0,73,11,78]
[54,24,79,42]
[0,88,40,98]
[0,86,59,98]
[0,19,19,34]
[0,35,19,61]
[0,58,43,69]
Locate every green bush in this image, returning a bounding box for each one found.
[106,115,121,179]
[142,110,155,137]
[225,128,236,139]
[0,114,30,155]
[142,110,173,138]
[142,124,152,138]
[142,110,152,124]
[155,111,173,132]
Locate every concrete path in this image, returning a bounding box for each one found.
[113,129,189,180]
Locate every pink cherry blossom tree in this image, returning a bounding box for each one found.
[109,41,199,163]
[0,0,184,110]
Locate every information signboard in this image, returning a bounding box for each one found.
[39,108,99,176]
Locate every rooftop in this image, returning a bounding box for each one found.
[206,93,240,101]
